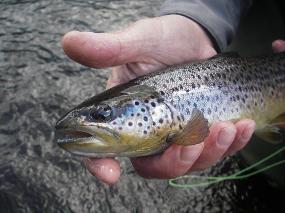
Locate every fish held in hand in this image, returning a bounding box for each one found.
[55,52,285,157]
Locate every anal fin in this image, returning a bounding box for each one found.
[255,113,285,144]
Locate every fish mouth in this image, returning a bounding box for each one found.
[55,126,124,157]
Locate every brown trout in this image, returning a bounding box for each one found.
[55,52,285,157]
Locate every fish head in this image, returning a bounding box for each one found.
[55,84,173,157]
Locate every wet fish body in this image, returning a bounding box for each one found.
[55,52,285,157]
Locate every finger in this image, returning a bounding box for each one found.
[191,121,236,171]
[106,65,136,89]
[131,143,204,179]
[272,39,285,53]
[83,158,121,184]
[61,20,158,68]
[223,119,255,157]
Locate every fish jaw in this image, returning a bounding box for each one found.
[55,115,126,157]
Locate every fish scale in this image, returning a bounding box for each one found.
[55,52,285,157]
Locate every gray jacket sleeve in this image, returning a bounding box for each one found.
[159,0,253,52]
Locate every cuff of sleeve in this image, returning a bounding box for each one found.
[158,2,235,52]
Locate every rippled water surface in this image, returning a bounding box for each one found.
[0,1,283,212]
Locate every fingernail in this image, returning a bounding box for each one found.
[84,158,103,173]
[180,143,204,163]
[217,126,235,147]
[241,122,255,142]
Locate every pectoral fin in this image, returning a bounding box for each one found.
[171,109,209,146]
[255,113,285,144]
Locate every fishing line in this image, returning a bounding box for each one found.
[168,146,285,188]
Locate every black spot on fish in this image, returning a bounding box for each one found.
[144,116,148,121]
[128,122,133,126]
[137,113,141,116]
[193,103,197,108]
[160,91,165,95]
[159,118,163,124]
[138,122,142,127]
[204,76,209,81]
[179,124,183,130]
[119,127,122,130]
[135,101,139,106]
[207,108,211,115]
[191,83,195,89]
[151,102,156,107]
[157,98,164,103]
[143,130,147,134]
[153,122,156,126]
[141,108,146,112]
[144,100,149,104]
[177,116,181,121]
[150,95,155,99]
[178,77,183,81]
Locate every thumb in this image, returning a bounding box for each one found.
[61,19,158,68]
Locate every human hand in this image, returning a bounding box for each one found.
[272,39,285,53]
[61,15,256,184]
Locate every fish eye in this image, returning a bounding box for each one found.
[90,104,113,122]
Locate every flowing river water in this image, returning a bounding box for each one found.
[0,0,283,212]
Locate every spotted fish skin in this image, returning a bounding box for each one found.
[136,52,285,130]
[55,52,285,157]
